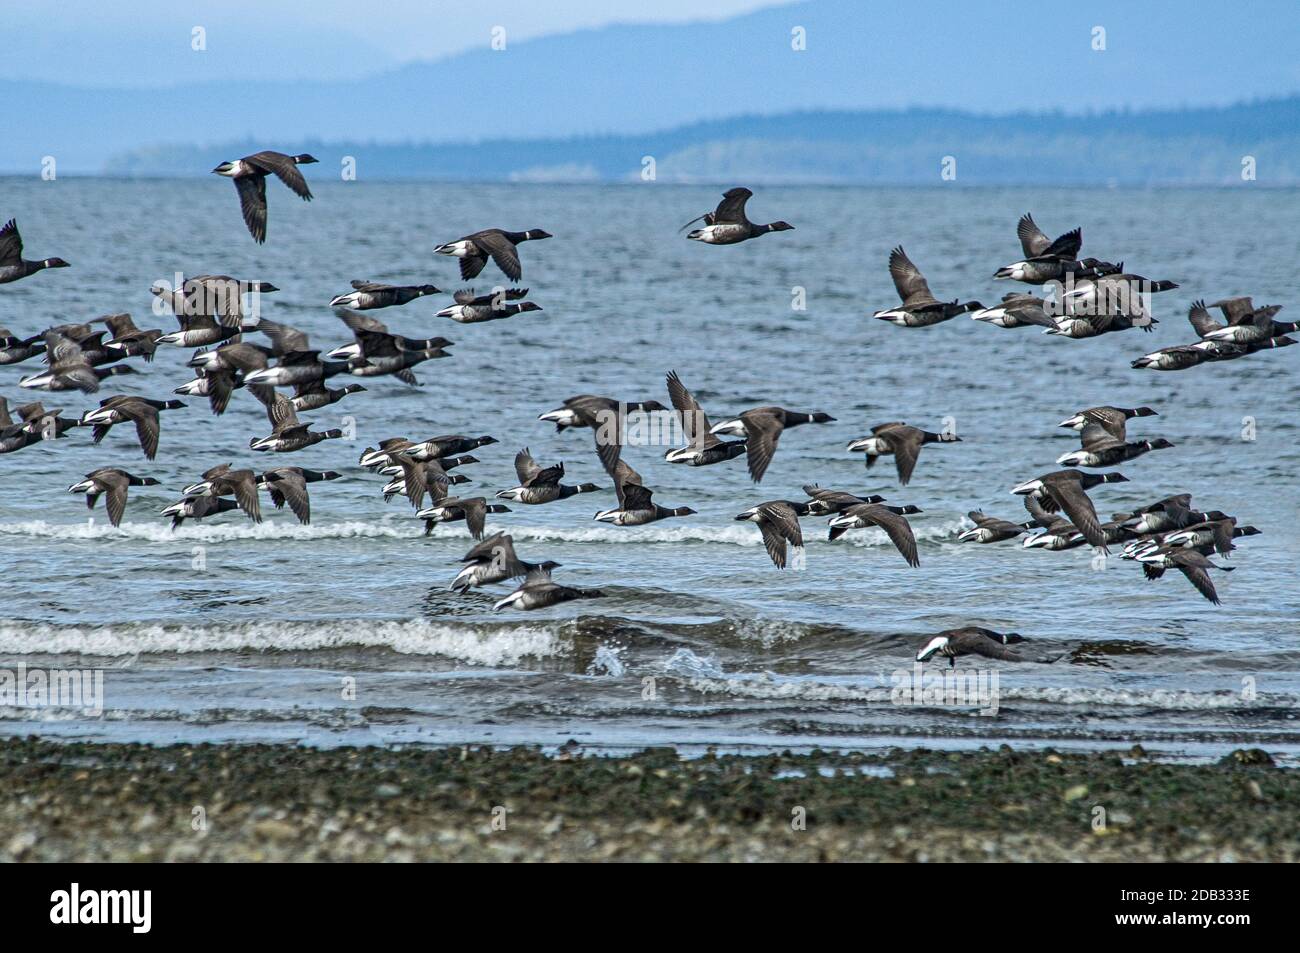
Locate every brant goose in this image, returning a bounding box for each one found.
[383,452,468,510]
[329,281,441,310]
[846,421,961,485]
[0,326,47,365]
[153,274,277,329]
[875,247,982,327]
[213,151,318,243]
[539,394,669,476]
[734,500,808,568]
[1055,408,1172,468]
[434,229,552,281]
[993,213,1082,283]
[416,483,510,539]
[826,503,922,564]
[1048,307,1157,339]
[81,396,186,460]
[971,293,1058,329]
[290,380,366,412]
[249,390,343,452]
[496,448,600,505]
[801,485,886,515]
[1131,342,1218,371]
[916,627,1025,667]
[958,510,1033,544]
[435,288,540,323]
[99,314,162,362]
[19,334,137,393]
[358,434,496,470]
[0,219,69,284]
[257,467,340,525]
[593,460,696,526]
[160,495,241,529]
[1,401,82,444]
[1011,469,1129,550]
[710,406,835,483]
[67,468,161,527]
[663,370,747,467]
[156,313,247,349]
[681,187,794,244]
[1136,547,1234,604]
[493,566,603,612]
[1163,519,1260,556]
[182,464,263,522]
[328,310,451,384]
[1057,406,1157,432]
[1061,271,1178,314]
[451,533,559,593]
[1200,297,1297,344]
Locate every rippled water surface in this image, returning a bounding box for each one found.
[1,180,1298,760]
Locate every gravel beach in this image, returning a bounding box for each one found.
[1,738,1294,862]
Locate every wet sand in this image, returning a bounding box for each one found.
[1,738,1294,862]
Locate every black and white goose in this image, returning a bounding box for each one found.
[153,274,277,330]
[329,280,441,310]
[1196,297,1298,344]
[435,288,540,323]
[539,394,669,476]
[681,187,794,244]
[493,565,603,612]
[710,405,835,483]
[593,460,696,526]
[433,228,552,281]
[1058,406,1157,432]
[734,500,809,568]
[258,467,340,525]
[916,628,1026,667]
[874,247,982,327]
[1055,411,1173,469]
[1137,547,1234,605]
[416,482,510,540]
[242,320,353,387]
[826,503,922,564]
[450,533,560,594]
[800,484,886,516]
[328,310,452,385]
[249,390,343,452]
[993,213,1083,284]
[0,326,47,365]
[358,434,496,470]
[182,463,263,522]
[81,395,185,460]
[971,293,1059,329]
[846,421,961,485]
[100,313,162,362]
[20,334,136,393]
[213,151,318,243]
[0,219,70,284]
[382,452,470,510]
[67,468,161,527]
[1011,469,1128,550]
[1061,271,1178,314]
[0,401,82,451]
[160,495,241,529]
[663,370,747,467]
[289,380,366,413]
[958,510,1033,544]
[496,448,600,505]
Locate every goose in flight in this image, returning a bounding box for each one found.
[213,150,318,243]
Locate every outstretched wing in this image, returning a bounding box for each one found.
[712,187,753,224]
[246,151,313,200]
[888,247,938,308]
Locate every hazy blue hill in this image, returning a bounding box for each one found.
[6,0,1300,174]
[102,99,1300,185]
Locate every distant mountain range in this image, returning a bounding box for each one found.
[102,98,1300,185]
[6,0,1300,176]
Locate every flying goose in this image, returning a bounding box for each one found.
[663,370,747,466]
[433,228,552,281]
[1011,469,1128,550]
[289,380,366,413]
[916,627,1026,667]
[993,213,1083,283]
[734,500,809,569]
[0,401,82,450]
[249,390,343,452]
[383,452,467,510]
[1137,547,1234,605]
[538,395,669,476]
[416,482,510,539]
[160,494,241,529]
[435,288,540,323]
[710,406,835,483]
[846,421,961,485]
[358,434,496,470]
[1131,342,1219,371]
[492,565,603,612]
[19,334,137,393]
[957,511,1033,544]
[0,219,70,284]
[593,460,696,526]
[826,503,923,564]
[81,395,186,460]
[0,326,47,365]
[496,448,600,505]
[213,151,318,243]
[67,468,161,527]
[329,281,441,310]
[182,464,263,522]
[450,533,560,593]
[874,247,982,327]
[153,274,277,329]
[1056,428,1174,469]
[99,313,162,362]
[1057,406,1157,432]
[971,293,1059,329]
[257,467,340,525]
[1061,271,1178,314]
[681,187,794,244]
[242,321,353,388]
[1198,297,1298,344]
[328,310,451,384]
[800,484,886,516]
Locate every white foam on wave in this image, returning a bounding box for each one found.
[0,619,568,665]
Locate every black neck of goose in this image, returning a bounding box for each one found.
[504,230,532,244]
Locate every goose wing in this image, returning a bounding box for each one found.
[883,425,925,485]
[246,151,313,200]
[1175,560,1222,604]
[470,231,522,281]
[1045,479,1106,548]
[265,468,310,524]
[1038,226,1082,261]
[757,501,803,568]
[888,247,939,309]
[0,219,22,266]
[1187,300,1223,338]
[234,175,269,244]
[741,410,785,483]
[860,505,920,567]
[514,447,543,485]
[712,187,753,224]
[665,370,719,448]
[1080,420,1124,452]
[1016,213,1051,258]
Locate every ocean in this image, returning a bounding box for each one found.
[1,179,1298,761]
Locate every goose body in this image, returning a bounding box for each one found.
[495,448,600,505]
[0,219,70,284]
[433,229,551,281]
[593,460,695,526]
[916,627,1026,667]
[709,405,834,483]
[67,468,161,526]
[681,188,793,245]
[662,370,747,466]
[846,421,960,485]
[874,247,982,326]
[734,500,808,568]
[213,151,318,243]
[826,503,923,564]
[329,281,441,310]
[492,566,602,612]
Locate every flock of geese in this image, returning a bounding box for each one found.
[1,164,1292,666]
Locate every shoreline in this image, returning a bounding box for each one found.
[2,737,1294,862]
